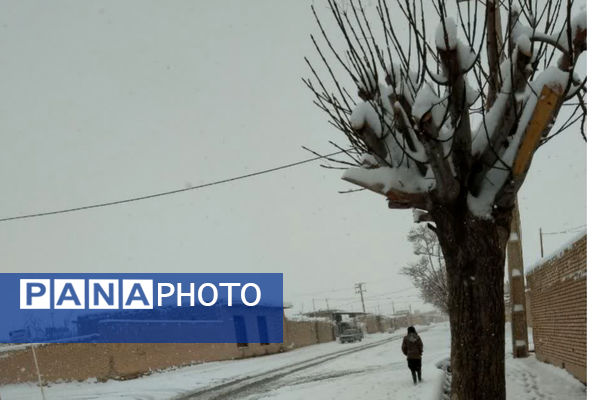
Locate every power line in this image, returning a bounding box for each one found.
[307,286,417,302]
[0,150,348,223]
[291,278,412,298]
[333,293,421,310]
[538,224,586,258]
[541,224,586,236]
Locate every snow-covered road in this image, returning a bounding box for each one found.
[178,325,446,400]
[216,324,448,400]
[0,323,586,400]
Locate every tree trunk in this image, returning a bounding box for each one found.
[432,204,511,400]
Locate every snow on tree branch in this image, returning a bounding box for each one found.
[305,0,586,220]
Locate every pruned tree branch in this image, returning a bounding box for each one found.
[306,0,586,219]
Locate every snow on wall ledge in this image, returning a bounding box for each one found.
[525,229,586,274]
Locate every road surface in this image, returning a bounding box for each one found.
[1,322,586,400]
[175,324,448,400]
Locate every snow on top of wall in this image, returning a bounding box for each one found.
[0,343,35,353]
[286,315,332,323]
[525,230,586,275]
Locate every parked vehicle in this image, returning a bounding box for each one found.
[339,327,363,343]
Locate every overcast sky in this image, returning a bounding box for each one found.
[0,0,586,316]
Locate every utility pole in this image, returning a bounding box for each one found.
[354,282,366,313]
[312,298,316,312]
[325,298,330,310]
[391,301,396,314]
[31,344,46,400]
[507,200,529,358]
[539,227,544,258]
[483,0,530,359]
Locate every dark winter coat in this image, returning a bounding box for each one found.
[402,332,423,360]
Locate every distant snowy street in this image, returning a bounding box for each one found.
[1,323,586,400]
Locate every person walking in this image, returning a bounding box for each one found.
[401,326,423,384]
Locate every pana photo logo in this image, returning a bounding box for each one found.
[0,273,283,344]
[20,279,262,310]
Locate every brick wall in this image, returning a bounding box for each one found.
[526,234,586,383]
[361,315,382,334]
[0,318,335,385]
[284,319,334,349]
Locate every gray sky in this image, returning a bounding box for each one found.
[0,0,586,316]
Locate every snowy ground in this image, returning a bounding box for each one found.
[0,323,586,400]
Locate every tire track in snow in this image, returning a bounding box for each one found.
[173,335,402,400]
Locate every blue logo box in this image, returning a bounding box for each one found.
[0,273,283,344]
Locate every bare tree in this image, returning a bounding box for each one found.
[304,0,586,398]
[402,225,448,313]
